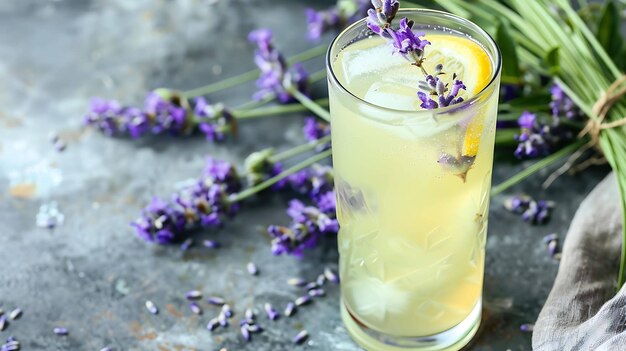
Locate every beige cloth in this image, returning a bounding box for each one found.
[533,173,626,350]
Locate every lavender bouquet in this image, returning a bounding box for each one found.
[84,0,626,290]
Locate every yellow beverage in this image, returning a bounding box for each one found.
[327,9,501,351]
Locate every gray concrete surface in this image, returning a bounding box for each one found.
[0,0,609,350]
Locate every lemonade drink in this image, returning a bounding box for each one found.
[327,9,501,350]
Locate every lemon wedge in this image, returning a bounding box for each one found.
[424,35,492,157]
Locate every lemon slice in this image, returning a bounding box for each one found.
[423,35,492,157]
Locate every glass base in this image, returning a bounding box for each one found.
[341,299,481,351]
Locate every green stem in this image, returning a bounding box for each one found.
[495,129,517,145]
[182,44,328,98]
[491,139,586,196]
[290,89,331,122]
[232,99,329,119]
[270,135,331,163]
[234,96,275,110]
[231,149,332,202]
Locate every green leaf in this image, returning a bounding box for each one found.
[596,1,624,70]
[496,21,521,81]
[544,47,560,75]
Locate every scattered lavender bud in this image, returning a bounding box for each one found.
[8,309,21,321]
[145,301,158,314]
[238,318,255,326]
[295,295,312,306]
[100,348,112,351]
[54,140,67,152]
[0,316,7,331]
[207,296,226,306]
[284,302,296,317]
[1,342,19,351]
[180,238,193,251]
[245,308,256,320]
[324,267,340,284]
[308,288,326,297]
[203,240,221,249]
[218,312,229,327]
[36,202,64,228]
[185,290,203,300]
[207,318,220,331]
[221,304,233,318]
[189,302,202,315]
[520,323,534,332]
[543,233,558,243]
[53,327,69,336]
[264,303,279,320]
[305,282,318,290]
[48,132,59,143]
[287,278,306,287]
[316,274,326,286]
[240,326,251,342]
[247,262,259,276]
[293,330,309,344]
[247,324,263,333]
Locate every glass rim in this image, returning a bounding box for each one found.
[326,8,502,115]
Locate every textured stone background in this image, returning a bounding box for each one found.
[0,0,609,350]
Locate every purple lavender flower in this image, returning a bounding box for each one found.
[267,198,338,256]
[550,85,580,120]
[303,117,331,150]
[85,91,234,141]
[514,111,558,159]
[244,149,283,187]
[388,18,430,63]
[305,0,370,40]
[367,0,400,35]
[194,97,236,141]
[504,194,555,224]
[84,98,150,138]
[417,70,466,109]
[249,29,309,104]
[132,157,241,244]
[286,165,335,200]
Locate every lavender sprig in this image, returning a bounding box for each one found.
[550,84,580,120]
[303,117,331,150]
[132,157,242,244]
[248,29,309,104]
[84,91,236,141]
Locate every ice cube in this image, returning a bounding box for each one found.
[340,42,407,85]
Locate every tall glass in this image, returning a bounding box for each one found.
[327,9,501,351]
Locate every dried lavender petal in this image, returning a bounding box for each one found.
[207,296,226,306]
[238,318,255,326]
[0,316,7,332]
[185,290,203,300]
[305,282,318,290]
[100,348,112,351]
[54,140,67,152]
[180,238,193,251]
[245,308,256,320]
[247,262,259,276]
[189,302,202,315]
[308,288,326,297]
[293,330,309,344]
[284,302,296,317]
[324,267,339,284]
[221,304,233,318]
[218,312,229,327]
[203,240,221,249]
[247,324,264,333]
[316,274,326,286]
[8,309,21,321]
[53,327,69,336]
[145,301,158,314]
[295,295,312,306]
[520,323,534,332]
[5,337,16,343]
[2,344,19,351]
[543,233,558,243]
[240,326,251,341]
[287,277,306,287]
[207,318,220,331]
[264,303,279,320]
